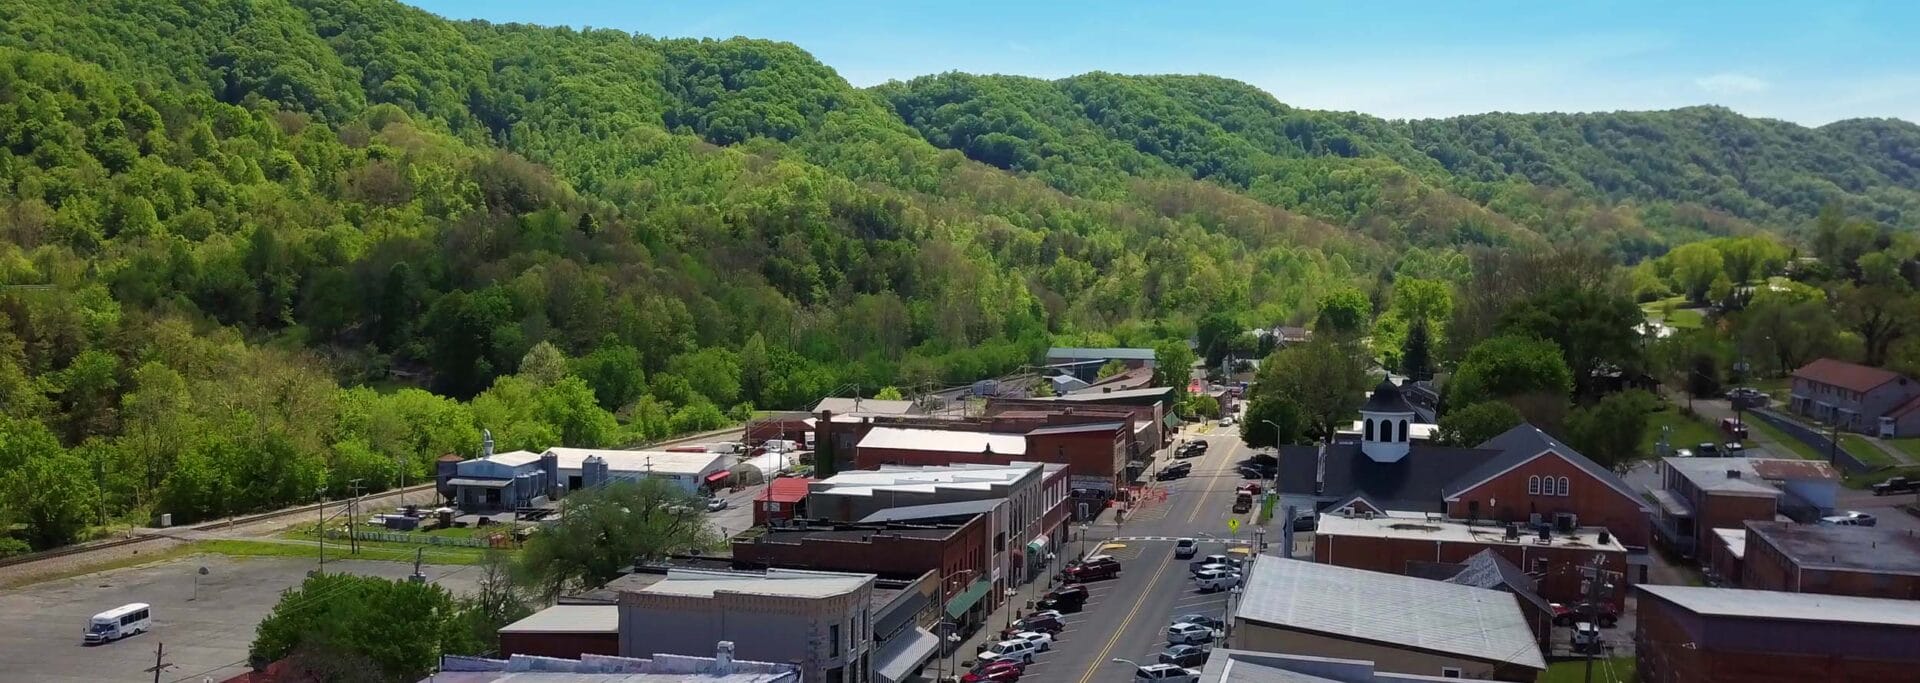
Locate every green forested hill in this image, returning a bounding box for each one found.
[0,0,1911,548]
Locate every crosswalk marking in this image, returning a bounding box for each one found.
[1105,536,1251,544]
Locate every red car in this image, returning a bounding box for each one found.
[1064,556,1122,582]
[962,660,1024,683]
[1550,602,1619,628]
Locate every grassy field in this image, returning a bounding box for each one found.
[1887,438,1920,462]
[1744,417,1822,460]
[1544,656,1637,683]
[201,539,494,565]
[1837,435,1895,467]
[1643,408,1720,455]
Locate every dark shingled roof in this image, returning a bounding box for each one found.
[1276,442,1500,513]
[1444,550,1554,617]
[1361,379,1415,414]
[1442,424,1647,509]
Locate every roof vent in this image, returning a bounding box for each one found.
[1505,523,1520,541]
[1362,511,1375,520]
[714,641,735,674]
[1727,470,1741,478]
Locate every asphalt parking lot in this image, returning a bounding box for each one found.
[0,554,482,683]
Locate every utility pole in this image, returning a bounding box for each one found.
[1581,555,1618,683]
[316,486,327,573]
[347,478,364,554]
[145,642,173,683]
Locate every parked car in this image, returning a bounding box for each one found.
[1193,568,1241,592]
[1674,448,1694,458]
[1064,556,1122,582]
[1134,664,1201,683]
[1037,585,1087,613]
[1219,416,1235,427]
[1697,442,1720,456]
[705,497,729,512]
[1158,644,1211,668]
[1165,622,1219,645]
[1171,615,1225,632]
[1173,538,1198,559]
[961,660,1024,683]
[1820,511,1878,527]
[1014,615,1065,634]
[977,639,1040,664]
[1571,622,1602,654]
[1045,584,1089,602]
[1720,417,1750,439]
[1008,631,1053,651]
[1723,441,1745,453]
[1237,482,1263,495]
[1157,462,1193,480]
[1551,602,1619,628]
[1189,555,1238,575]
[1873,476,1920,496]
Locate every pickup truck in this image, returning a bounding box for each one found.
[1873,476,1920,496]
[1231,490,1253,513]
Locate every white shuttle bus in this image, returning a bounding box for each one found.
[84,603,150,644]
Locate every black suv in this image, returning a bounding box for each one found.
[1157,462,1193,480]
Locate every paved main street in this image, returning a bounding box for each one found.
[944,423,1266,683]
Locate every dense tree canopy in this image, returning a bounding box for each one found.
[0,0,1915,549]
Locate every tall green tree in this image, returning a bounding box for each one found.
[251,573,482,680]
[1434,401,1524,447]
[1238,394,1303,449]
[1253,337,1370,440]
[1401,320,1432,381]
[517,479,715,599]
[1565,390,1657,472]
[1152,341,1199,399]
[1314,288,1371,337]
[4,452,101,549]
[1497,284,1643,399]
[1448,336,1573,428]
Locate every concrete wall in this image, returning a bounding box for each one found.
[1232,622,1537,682]
[1445,452,1652,550]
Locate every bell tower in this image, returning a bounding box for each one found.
[1360,379,1415,463]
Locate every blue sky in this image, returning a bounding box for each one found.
[405,1,1920,125]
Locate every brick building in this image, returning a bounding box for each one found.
[1314,511,1631,610]
[1279,383,1652,581]
[1739,521,1920,599]
[1651,457,1840,571]
[730,516,991,587]
[851,421,1131,493]
[1636,584,1920,683]
[497,605,619,659]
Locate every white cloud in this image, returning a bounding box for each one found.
[1695,73,1771,95]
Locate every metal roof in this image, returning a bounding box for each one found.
[1046,346,1158,361]
[1235,558,1545,670]
[855,426,1028,455]
[1360,380,1415,414]
[1639,584,1920,627]
[1026,421,1128,436]
[854,499,1002,523]
[1276,443,1499,513]
[497,605,617,634]
[544,448,728,476]
[1054,387,1174,401]
[447,477,512,488]
[811,397,920,415]
[480,450,544,467]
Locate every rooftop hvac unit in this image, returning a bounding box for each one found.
[1504,523,1520,541]
[1555,513,1578,534]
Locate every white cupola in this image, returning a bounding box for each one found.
[1360,379,1415,463]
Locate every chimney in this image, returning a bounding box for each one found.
[482,428,494,459]
[1314,442,1328,496]
[714,641,736,674]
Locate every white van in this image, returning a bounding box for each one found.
[85,603,151,644]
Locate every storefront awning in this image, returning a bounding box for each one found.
[944,578,991,619]
[704,470,731,484]
[873,628,939,683]
[447,478,511,488]
[1026,535,1050,554]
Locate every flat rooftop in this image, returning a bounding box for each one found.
[855,426,1028,455]
[544,447,725,475]
[499,605,618,634]
[1745,521,1920,576]
[1641,584,1920,627]
[632,567,873,599]
[1711,528,1748,560]
[746,525,963,543]
[1315,512,1628,553]
[1662,458,1790,497]
[813,462,1040,496]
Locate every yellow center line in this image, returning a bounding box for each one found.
[1075,434,1234,683]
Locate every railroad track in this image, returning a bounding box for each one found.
[0,425,745,572]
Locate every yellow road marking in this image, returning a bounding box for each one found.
[1075,437,1235,683]
[1074,546,1177,683]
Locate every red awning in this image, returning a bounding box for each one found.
[705,470,732,483]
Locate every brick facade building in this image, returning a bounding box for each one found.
[1739,521,1920,600]
[1314,512,1632,609]
[1636,584,1920,683]
[731,515,991,586]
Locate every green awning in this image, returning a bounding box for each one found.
[944,578,991,618]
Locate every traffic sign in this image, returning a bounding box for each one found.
[1227,519,1241,533]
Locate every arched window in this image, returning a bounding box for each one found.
[1381,420,1394,442]
[1364,419,1375,441]
[1527,476,1541,495]
[1399,419,1410,442]
[1558,477,1571,496]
